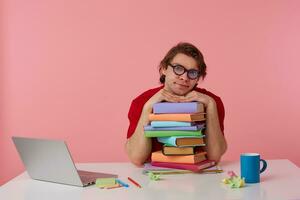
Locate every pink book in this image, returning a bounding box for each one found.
[150,160,216,172]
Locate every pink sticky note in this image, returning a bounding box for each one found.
[228,171,237,178]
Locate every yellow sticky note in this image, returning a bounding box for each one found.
[96,178,117,188]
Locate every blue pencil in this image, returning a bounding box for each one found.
[116,179,129,188]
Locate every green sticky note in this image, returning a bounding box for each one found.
[148,172,161,181]
[225,176,245,188]
[96,178,117,188]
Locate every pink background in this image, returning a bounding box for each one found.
[1,0,300,185]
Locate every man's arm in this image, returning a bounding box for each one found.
[125,105,152,166]
[125,89,182,166]
[205,100,227,162]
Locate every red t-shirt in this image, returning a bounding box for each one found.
[127,86,225,152]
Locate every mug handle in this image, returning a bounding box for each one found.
[260,159,267,173]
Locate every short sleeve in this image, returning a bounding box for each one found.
[194,87,225,134]
[126,86,163,139]
[126,99,143,139]
[214,96,225,133]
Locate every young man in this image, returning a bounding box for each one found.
[126,42,227,166]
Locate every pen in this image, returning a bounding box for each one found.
[116,179,129,188]
[106,185,122,189]
[127,177,142,188]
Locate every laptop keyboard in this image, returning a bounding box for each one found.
[78,170,97,184]
[77,170,117,185]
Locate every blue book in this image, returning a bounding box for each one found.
[150,121,194,127]
[153,102,204,114]
[144,124,205,131]
[157,136,206,147]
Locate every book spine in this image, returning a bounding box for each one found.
[145,125,202,131]
[151,151,202,164]
[151,160,216,172]
[149,114,192,122]
[150,121,192,127]
[151,161,198,171]
[162,146,196,156]
[153,102,198,114]
[144,130,203,137]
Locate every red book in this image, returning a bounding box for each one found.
[150,160,216,172]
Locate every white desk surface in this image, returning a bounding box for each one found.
[1,159,299,200]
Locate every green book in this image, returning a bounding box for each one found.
[144,130,203,137]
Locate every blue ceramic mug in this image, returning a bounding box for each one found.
[240,153,267,183]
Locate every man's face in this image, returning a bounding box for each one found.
[162,53,199,96]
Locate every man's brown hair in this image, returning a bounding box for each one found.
[159,42,207,83]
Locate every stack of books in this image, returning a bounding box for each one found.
[144,102,216,172]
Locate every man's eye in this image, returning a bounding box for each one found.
[175,66,184,71]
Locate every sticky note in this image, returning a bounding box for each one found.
[148,172,161,181]
[222,170,245,188]
[96,178,117,188]
[228,176,245,188]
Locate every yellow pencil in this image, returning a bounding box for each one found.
[105,184,122,189]
[201,169,223,173]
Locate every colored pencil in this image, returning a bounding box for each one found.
[116,179,129,187]
[201,169,223,173]
[127,177,142,188]
[106,185,122,189]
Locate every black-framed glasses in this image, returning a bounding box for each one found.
[168,63,200,80]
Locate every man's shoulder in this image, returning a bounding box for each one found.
[132,85,163,104]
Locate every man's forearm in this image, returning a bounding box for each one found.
[205,102,227,162]
[126,108,152,166]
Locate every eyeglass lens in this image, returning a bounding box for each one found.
[172,64,199,79]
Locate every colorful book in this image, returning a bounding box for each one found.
[150,121,195,127]
[151,150,207,164]
[201,165,223,174]
[144,130,203,137]
[151,160,216,172]
[142,169,192,175]
[143,163,191,174]
[162,146,198,155]
[153,102,205,114]
[144,125,204,131]
[157,136,205,147]
[149,113,205,122]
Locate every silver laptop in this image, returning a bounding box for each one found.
[12,136,117,187]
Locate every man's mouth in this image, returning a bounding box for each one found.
[174,82,189,88]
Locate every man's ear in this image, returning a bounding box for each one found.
[160,66,167,76]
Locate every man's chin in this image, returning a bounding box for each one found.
[172,88,190,96]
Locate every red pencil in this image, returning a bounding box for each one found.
[127,177,142,188]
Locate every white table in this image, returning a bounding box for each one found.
[1,159,300,200]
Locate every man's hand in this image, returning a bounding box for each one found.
[180,90,215,107]
[144,89,184,111]
[146,89,216,108]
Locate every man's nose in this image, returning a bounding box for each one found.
[179,72,189,81]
